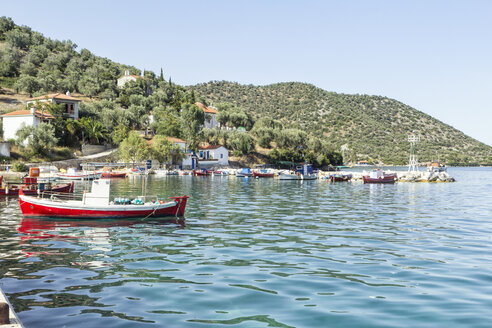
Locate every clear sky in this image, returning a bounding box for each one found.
[3,0,491,146]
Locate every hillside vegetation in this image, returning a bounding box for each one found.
[191,81,492,165]
[1,16,491,166]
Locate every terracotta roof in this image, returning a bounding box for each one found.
[1,110,54,119]
[199,145,225,150]
[195,102,218,114]
[29,93,81,102]
[167,137,186,143]
[119,74,143,80]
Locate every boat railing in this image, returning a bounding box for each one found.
[38,190,84,202]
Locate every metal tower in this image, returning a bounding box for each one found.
[408,132,420,172]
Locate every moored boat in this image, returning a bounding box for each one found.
[362,169,397,184]
[19,179,189,218]
[100,171,127,179]
[253,169,275,178]
[193,169,211,176]
[328,173,352,182]
[1,176,74,196]
[236,168,253,177]
[57,168,101,180]
[213,170,229,176]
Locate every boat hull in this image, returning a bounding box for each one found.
[19,194,189,218]
[362,175,396,184]
[253,172,274,178]
[100,172,127,179]
[0,182,74,196]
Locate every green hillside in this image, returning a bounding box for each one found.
[191,81,492,165]
[1,15,491,166]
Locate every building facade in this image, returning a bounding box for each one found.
[1,109,54,141]
[195,102,219,129]
[26,92,81,119]
[198,145,229,166]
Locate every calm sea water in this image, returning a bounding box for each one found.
[1,167,492,328]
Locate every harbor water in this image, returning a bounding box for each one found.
[1,167,491,327]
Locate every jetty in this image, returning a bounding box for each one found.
[0,288,23,328]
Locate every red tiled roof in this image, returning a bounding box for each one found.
[167,137,186,143]
[199,145,225,150]
[195,102,218,114]
[29,93,81,102]
[0,110,54,119]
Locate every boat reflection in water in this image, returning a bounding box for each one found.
[17,216,185,264]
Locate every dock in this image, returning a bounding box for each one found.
[0,287,23,328]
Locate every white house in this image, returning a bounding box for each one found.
[26,92,81,119]
[117,70,144,88]
[195,102,219,129]
[198,145,229,167]
[1,108,54,141]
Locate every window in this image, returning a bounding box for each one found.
[220,154,223,159]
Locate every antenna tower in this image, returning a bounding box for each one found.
[408,132,420,172]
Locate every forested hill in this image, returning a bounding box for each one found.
[191,81,492,165]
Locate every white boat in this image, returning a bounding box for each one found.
[155,169,179,176]
[56,168,101,180]
[277,171,300,180]
[277,164,318,180]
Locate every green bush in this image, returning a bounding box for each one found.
[11,161,27,172]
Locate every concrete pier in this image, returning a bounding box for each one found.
[0,288,23,328]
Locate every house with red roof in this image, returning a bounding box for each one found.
[1,108,55,141]
[26,91,81,119]
[1,92,81,143]
[195,102,219,129]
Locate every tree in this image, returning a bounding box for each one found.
[0,16,15,40]
[153,109,182,138]
[151,135,184,164]
[118,131,150,164]
[16,123,58,157]
[79,117,108,145]
[5,29,31,50]
[14,75,40,97]
[180,103,204,154]
[228,132,255,155]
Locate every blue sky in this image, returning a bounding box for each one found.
[3,0,492,146]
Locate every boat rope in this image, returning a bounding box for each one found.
[142,204,159,221]
[174,198,182,217]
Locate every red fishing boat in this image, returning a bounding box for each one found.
[253,170,275,178]
[193,169,211,176]
[362,169,397,184]
[0,176,74,196]
[328,173,352,182]
[19,179,189,218]
[100,172,127,179]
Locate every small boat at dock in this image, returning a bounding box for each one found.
[1,176,74,196]
[236,168,253,178]
[253,169,275,178]
[193,169,211,176]
[362,169,397,184]
[100,171,127,179]
[18,179,189,218]
[328,173,352,182]
[56,168,101,180]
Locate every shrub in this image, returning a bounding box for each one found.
[11,161,27,172]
